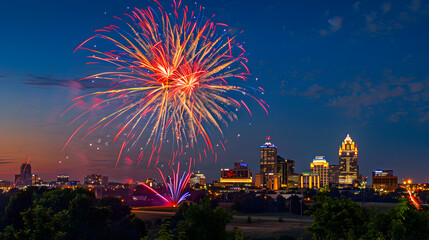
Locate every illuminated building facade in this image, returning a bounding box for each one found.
[260,139,279,190]
[338,134,359,188]
[372,170,398,192]
[84,174,108,186]
[0,180,11,191]
[310,156,329,187]
[254,174,262,188]
[145,178,157,187]
[190,172,207,188]
[300,172,320,189]
[219,162,252,187]
[288,173,300,188]
[32,174,41,185]
[57,174,69,183]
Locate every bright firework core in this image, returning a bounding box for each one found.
[63,0,268,167]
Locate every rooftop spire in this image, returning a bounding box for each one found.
[344,134,352,142]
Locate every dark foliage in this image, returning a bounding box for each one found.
[0,187,147,240]
[307,192,429,240]
[153,197,242,240]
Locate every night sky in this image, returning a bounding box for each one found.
[1,0,429,184]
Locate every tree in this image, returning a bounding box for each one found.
[177,198,233,240]
[275,195,287,212]
[3,187,34,229]
[307,193,369,240]
[229,227,244,240]
[1,205,67,240]
[0,188,147,240]
[289,195,307,215]
[369,197,429,240]
[155,221,175,240]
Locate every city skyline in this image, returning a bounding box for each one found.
[1,0,429,183]
[1,133,424,185]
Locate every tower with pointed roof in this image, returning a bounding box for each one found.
[338,134,359,188]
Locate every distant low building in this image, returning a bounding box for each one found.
[300,172,320,189]
[57,174,69,183]
[287,173,300,189]
[217,162,252,188]
[32,174,41,185]
[189,171,206,189]
[145,178,158,188]
[84,174,108,186]
[0,180,11,191]
[372,170,398,192]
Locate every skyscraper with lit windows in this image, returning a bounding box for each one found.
[259,138,279,189]
[338,134,359,188]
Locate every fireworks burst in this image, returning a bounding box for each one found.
[62,0,268,166]
[140,161,192,206]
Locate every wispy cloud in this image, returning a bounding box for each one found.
[409,0,422,12]
[359,0,429,37]
[0,157,17,165]
[353,1,361,12]
[279,72,429,123]
[382,2,392,14]
[21,74,112,90]
[330,75,429,121]
[319,16,344,36]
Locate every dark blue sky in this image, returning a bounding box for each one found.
[1,0,428,183]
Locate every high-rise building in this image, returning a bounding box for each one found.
[372,170,398,192]
[15,163,32,187]
[329,165,340,185]
[276,157,296,188]
[277,156,286,188]
[285,159,297,188]
[260,139,279,190]
[338,134,359,188]
[310,156,329,187]
[286,159,295,175]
